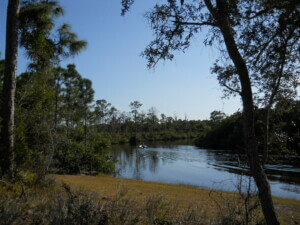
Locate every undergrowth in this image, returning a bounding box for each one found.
[0,173,267,225]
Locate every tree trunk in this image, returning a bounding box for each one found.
[54,77,61,130]
[204,0,280,224]
[263,43,286,165]
[84,110,87,153]
[263,106,271,165]
[1,0,20,181]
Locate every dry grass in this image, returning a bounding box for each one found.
[0,177,210,225]
[1,174,299,224]
[53,174,300,225]
[54,174,217,210]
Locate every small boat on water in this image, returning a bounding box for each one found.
[139,144,147,149]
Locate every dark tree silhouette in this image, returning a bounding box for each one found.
[1,0,20,180]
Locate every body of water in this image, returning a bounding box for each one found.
[111,142,300,199]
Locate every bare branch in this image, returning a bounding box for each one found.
[221,82,241,95]
[172,20,217,27]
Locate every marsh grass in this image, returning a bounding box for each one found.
[0,178,209,225]
[54,175,300,224]
[0,174,299,225]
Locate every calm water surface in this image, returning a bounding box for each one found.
[111,142,300,199]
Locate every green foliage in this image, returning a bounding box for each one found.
[19,0,63,69]
[19,0,86,70]
[12,62,114,175]
[195,101,300,156]
[54,127,114,174]
[5,0,111,177]
[195,112,243,151]
[268,100,300,155]
[15,71,55,172]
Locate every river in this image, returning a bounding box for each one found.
[110,141,300,199]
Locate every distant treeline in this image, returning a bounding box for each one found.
[195,101,300,157]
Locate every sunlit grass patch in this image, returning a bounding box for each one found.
[53,174,214,206]
[53,174,300,225]
[1,174,299,225]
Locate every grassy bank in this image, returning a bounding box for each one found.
[1,174,299,224]
[54,174,300,224]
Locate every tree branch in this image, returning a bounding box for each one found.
[221,82,241,95]
[172,20,217,27]
[204,0,218,19]
[247,1,299,19]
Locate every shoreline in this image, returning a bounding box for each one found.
[53,174,300,205]
[53,174,300,224]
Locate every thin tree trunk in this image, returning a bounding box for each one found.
[134,113,137,136]
[204,0,280,224]
[84,110,87,153]
[1,0,20,181]
[54,84,59,129]
[263,107,271,165]
[263,43,286,165]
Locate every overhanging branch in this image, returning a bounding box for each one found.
[172,20,217,27]
[222,82,241,95]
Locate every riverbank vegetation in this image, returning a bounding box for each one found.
[195,101,300,158]
[1,174,299,225]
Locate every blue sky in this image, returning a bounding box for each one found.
[0,0,241,120]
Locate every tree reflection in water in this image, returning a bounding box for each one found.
[111,141,300,199]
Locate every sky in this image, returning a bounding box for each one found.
[0,0,242,120]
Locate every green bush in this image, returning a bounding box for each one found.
[54,129,114,174]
